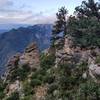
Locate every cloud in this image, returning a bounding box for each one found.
[0,0,56,26]
[22,13,56,25]
[0,8,56,25]
[0,10,32,23]
[0,0,13,8]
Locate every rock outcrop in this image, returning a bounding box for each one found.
[1,35,100,100]
[6,80,22,97]
[2,42,40,99]
[55,35,100,82]
[35,85,47,100]
[19,42,40,70]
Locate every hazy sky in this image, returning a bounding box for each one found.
[0,0,85,26]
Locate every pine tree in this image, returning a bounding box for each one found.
[66,0,100,48]
[51,7,68,49]
[75,0,100,20]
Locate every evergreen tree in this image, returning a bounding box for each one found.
[51,7,68,49]
[67,0,100,48]
[75,0,100,20]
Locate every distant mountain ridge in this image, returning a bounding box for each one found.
[0,30,9,34]
[0,24,30,30]
[0,24,52,74]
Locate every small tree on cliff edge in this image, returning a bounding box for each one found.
[51,7,68,50]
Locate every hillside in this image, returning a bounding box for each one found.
[0,34,100,100]
[0,24,52,74]
[0,0,100,100]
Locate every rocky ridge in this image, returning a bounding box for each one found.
[1,35,100,100]
[55,35,100,82]
[1,42,40,99]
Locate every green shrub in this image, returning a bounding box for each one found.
[40,53,55,70]
[10,64,30,82]
[95,56,100,64]
[0,80,5,99]
[18,64,30,80]
[43,75,55,84]
[59,63,72,76]
[21,95,33,100]
[31,70,44,80]
[79,80,100,100]
[0,92,5,99]
[78,62,88,71]
[30,79,42,87]
[6,91,19,100]
[47,83,58,94]
[23,81,34,96]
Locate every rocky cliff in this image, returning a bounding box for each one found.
[0,42,41,100]
[1,35,100,100]
[55,35,100,82]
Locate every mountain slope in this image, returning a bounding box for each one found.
[0,24,52,73]
[1,35,100,100]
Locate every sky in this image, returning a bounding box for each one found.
[0,0,85,29]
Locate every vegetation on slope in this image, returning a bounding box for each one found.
[1,0,100,100]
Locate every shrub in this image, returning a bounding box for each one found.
[6,91,19,100]
[40,53,55,70]
[0,92,5,99]
[30,79,42,87]
[31,70,45,80]
[23,81,34,96]
[43,75,55,84]
[0,80,5,99]
[10,64,30,82]
[18,64,30,80]
[79,80,100,99]
[95,56,100,64]
[21,95,33,100]
[47,83,58,94]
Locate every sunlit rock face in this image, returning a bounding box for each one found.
[5,42,40,76]
[55,35,74,68]
[19,42,40,70]
[64,35,74,54]
[88,56,100,82]
[6,80,22,96]
[34,85,47,100]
